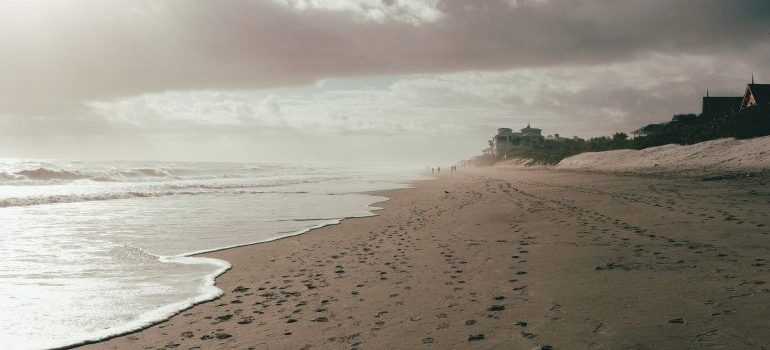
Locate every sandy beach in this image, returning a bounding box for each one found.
[80,166,770,350]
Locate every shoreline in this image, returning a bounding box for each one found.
[79,168,769,349]
[55,191,408,350]
[56,256,231,350]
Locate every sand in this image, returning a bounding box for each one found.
[79,166,770,350]
[557,136,770,174]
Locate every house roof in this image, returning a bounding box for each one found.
[520,125,542,134]
[701,96,742,115]
[747,83,770,105]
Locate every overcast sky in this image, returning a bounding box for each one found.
[1,0,769,165]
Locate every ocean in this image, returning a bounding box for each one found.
[0,159,423,350]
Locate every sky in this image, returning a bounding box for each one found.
[1,0,769,165]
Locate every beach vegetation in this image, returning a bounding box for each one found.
[479,105,770,165]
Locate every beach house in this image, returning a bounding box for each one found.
[740,77,770,110]
[701,90,742,116]
[699,77,769,115]
[490,124,544,157]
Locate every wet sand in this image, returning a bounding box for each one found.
[80,166,770,349]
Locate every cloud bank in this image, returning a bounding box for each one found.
[1,0,769,164]
[1,0,768,114]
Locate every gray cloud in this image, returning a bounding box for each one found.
[53,53,760,164]
[2,0,770,165]
[1,0,769,115]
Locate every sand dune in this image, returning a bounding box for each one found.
[557,136,770,174]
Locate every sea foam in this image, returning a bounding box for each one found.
[0,159,423,350]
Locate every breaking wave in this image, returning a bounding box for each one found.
[0,191,181,208]
[1,167,185,184]
[14,168,87,181]
[0,165,281,185]
[0,160,391,209]
[0,170,341,209]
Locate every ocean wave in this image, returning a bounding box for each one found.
[90,168,179,182]
[0,187,331,208]
[168,177,328,190]
[0,171,25,181]
[0,167,175,184]
[1,166,254,184]
[0,191,180,208]
[14,168,88,181]
[0,160,351,186]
